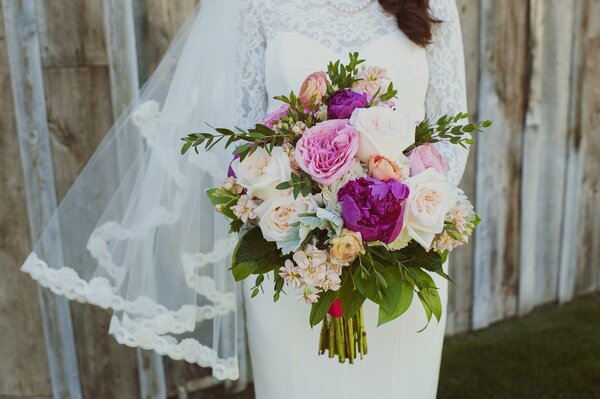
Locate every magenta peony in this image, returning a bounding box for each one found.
[408,144,449,176]
[337,177,410,244]
[294,119,359,185]
[327,89,369,119]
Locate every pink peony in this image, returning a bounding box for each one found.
[408,144,449,176]
[299,71,328,109]
[261,104,290,129]
[295,119,359,185]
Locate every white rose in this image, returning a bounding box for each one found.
[350,106,416,162]
[255,194,319,246]
[404,168,456,250]
[231,147,292,200]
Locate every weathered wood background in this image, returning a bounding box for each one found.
[0,0,598,397]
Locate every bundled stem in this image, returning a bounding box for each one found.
[318,305,367,363]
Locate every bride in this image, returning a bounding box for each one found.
[22,0,468,398]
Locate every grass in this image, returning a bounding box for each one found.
[193,294,600,399]
[438,294,600,399]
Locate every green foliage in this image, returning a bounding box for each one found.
[181,123,295,162]
[206,187,239,219]
[309,290,338,328]
[327,52,365,91]
[275,170,316,199]
[338,270,366,319]
[273,91,318,125]
[405,113,492,153]
[231,226,283,281]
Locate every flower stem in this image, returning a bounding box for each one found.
[328,316,335,359]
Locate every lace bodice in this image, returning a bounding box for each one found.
[236,0,469,186]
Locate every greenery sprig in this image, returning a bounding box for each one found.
[405,113,492,153]
[276,170,317,199]
[181,123,295,162]
[326,52,365,91]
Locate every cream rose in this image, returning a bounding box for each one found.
[404,168,456,250]
[350,107,416,162]
[231,147,292,200]
[255,194,318,246]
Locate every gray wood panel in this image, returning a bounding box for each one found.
[473,0,529,329]
[0,4,52,396]
[1,0,82,397]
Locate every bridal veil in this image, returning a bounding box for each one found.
[22,0,244,380]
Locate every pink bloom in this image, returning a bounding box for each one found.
[408,144,449,176]
[261,104,290,129]
[299,71,328,109]
[294,119,359,185]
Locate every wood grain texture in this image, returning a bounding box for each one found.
[473,0,529,329]
[518,0,574,314]
[1,1,82,397]
[446,0,479,335]
[0,4,52,396]
[573,0,600,295]
[39,0,107,67]
[559,0,600,302]
[133,0,197,81]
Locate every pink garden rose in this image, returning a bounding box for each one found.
[408,144,449,176]
[261,104,290,129]
[299,71,328,109]
[295,119,359,185]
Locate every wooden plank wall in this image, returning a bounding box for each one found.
[0,0,598,397]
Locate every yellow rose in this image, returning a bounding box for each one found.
[329,229,365,265]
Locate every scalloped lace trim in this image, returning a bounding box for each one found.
[22,253,239,380]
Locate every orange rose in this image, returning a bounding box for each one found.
[299,71,328,109]
[368,155,408,182]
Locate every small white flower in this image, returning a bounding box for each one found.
[296,286,321,304]
[222,176,243,194]
[231,195,258,223]
[279,260,303,288]
[321,271,341,292]
[354,65,391,98]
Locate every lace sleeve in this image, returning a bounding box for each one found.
[235,0,268,126]
[425,0,469,187]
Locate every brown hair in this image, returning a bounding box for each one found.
[377,0,439,47]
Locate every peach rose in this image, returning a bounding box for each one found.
[299,71,328,109]
[329,229,365,265]
[368,155,410,182]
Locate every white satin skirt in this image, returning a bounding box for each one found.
[243,267,448,399]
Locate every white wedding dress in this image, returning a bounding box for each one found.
[238,1,468,398]
[20,0,467,397]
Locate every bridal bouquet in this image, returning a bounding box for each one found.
[182,53,490,363]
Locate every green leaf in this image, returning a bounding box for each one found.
[232,261,259,281]
[231,227,282,280]
[354,263,379,303]
[377,284,414,326]
[338,271,366,319]
[309,290,338,327]
[206,187,239,219]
